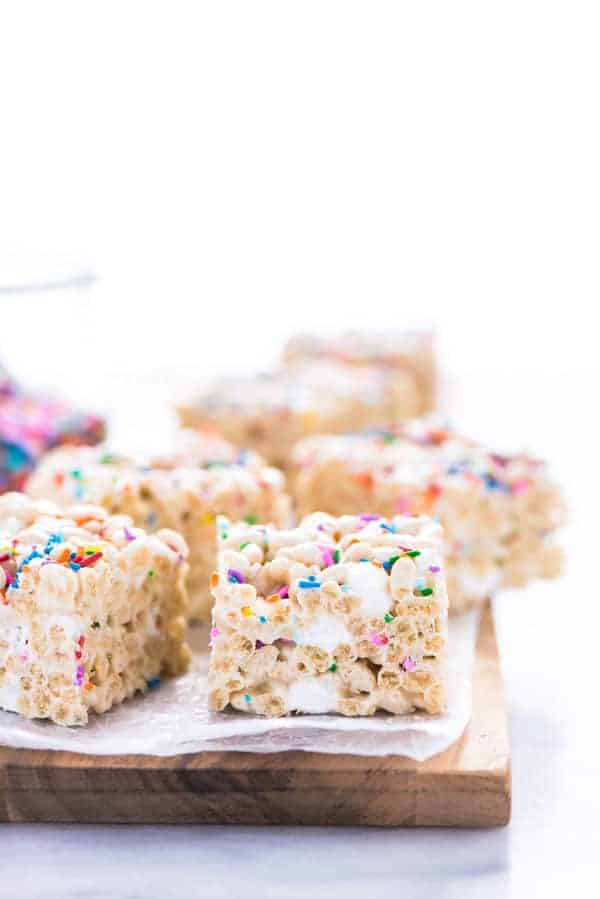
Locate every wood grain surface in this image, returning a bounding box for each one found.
[0,603,510,826]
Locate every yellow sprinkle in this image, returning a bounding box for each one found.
[200,512,215,525]
[241,606,253,617]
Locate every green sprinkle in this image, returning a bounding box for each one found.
[244,515,258,525]
[383,433,397,444]
[70,468,82,479]
[405,550,421,558]
[384,613,394,623]
[419,587,433,596]
[383,554,400,572]
[99,453,116,465]
[220,532,228,540]
[147,570,155,578]
[329,662,338,672]
[239,542,250,550]
[333,549,340,564]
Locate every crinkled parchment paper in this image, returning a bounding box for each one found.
[0,609,480,760]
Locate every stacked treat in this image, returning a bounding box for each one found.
[0,330,565,725]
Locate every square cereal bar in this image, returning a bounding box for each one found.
[291,419,565,613]
[178,361,421,469]
[283,329,436,414]
[26,430,290,619]
[209,512,448,717]
[0,494,190,726]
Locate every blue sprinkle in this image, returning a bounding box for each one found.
[146,677,161,689]
[380,522,396,533]
[258,615,267,623]
[244,693,251,703]
[44,533,64,554]
[298,579,321,589]
[415,577,425,590]
[359,557,370,563]
[69,562,81,571]
[341,584,349,592]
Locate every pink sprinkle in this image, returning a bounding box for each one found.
[210,627,220,639]
[278,585,289,598]
[360,514,380,522]
[402,656,417,672]
[19,651,28,662]
[511,479,530,495]
[394,496,412,515]
[319,545,334,567]
[429,565,441,573]
[123,526,137,542]
[370,632,389,647]
[75,664,85,686]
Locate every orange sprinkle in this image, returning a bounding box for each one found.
[57,548,71,564]
[210,572,219,588]
[265,593,280,603]
[355,472,374,490]
[83,682,95,691]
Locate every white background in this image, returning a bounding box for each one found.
[0,2,599,897]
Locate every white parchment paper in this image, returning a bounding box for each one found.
[0,609,480,760]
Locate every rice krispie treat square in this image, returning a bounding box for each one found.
[179,361,421,469]
[0,493,190,726]
[209,512,448,717]
[291,419,565,613]
[283,329,436,415]
[26,430,290,620]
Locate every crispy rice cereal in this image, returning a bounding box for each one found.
[178,361,421,469]
[291,419,565,613]
[283,330,436,414]
[26,431,290,620]
[0,493,190,726]
[209,512,448,717]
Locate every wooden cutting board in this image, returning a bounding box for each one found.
[0,603,510,826]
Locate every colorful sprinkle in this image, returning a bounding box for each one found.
[298,576,321,589]
[210,626,220,639]
[370,632,389,647]
[228,568,245,584]
[383,555,400,573]
[402,656,417,672]
[146,677,161,688]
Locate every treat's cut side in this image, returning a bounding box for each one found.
[209,512,448,718]
[0,495,190,726]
